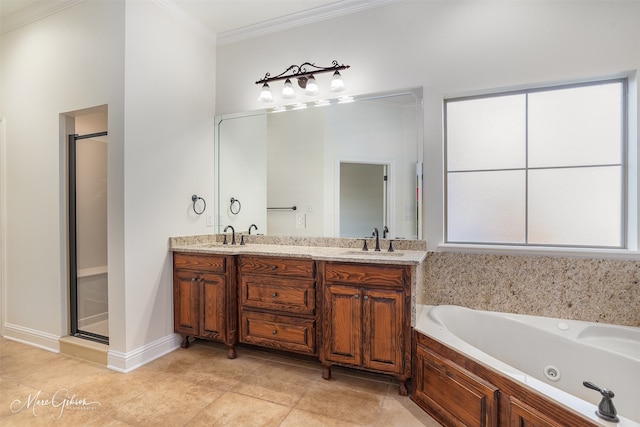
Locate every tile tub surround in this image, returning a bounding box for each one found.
[421,252,640,327]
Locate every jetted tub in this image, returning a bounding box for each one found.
[414,305,640,426]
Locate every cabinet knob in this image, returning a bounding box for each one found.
[191,278,196,282]
[363,295,369,300]
[272,330,277,335]
[354,294,359,299]
[271,292,277,298]
[271,265,277,270]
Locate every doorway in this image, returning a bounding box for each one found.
[339,162,389,238]
[68,123,108,344]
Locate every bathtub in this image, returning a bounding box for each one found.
[414,305,640,426]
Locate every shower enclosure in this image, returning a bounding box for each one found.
[69,131,109,344]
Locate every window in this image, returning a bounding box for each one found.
[445,79,626,248]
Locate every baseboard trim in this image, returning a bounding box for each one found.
[107,333,181,373]
[3,323,60,353]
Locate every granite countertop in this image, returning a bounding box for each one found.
[169,234,427,266]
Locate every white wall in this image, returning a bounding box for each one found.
[216,0,640,252]
[1,0,217,368]
[1,0,125,349]
[121,0,216,361]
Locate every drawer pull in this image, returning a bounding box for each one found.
[272,330,277,335]
[271,292,278,297]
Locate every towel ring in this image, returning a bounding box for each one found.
[191,194,206,215]
[230,197,241,215]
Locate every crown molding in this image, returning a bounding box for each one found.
[1,0,83,35]
[216,0,400,46]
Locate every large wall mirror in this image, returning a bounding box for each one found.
[215,87,423,239]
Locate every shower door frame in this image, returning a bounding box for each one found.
[68,131,109,345]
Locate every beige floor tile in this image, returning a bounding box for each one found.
[296,380,385,425]
[0,337,440,426]
[188,391,291,426]
[231,361,312,406]
[110,374,222,425]
[280,408,366,427]
[374,394,442,427]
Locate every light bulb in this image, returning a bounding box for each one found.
[330,71,345,92]
[305,75,319,96]
[282,78,296,99]
[258,83,273,102]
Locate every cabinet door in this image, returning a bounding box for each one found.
[200,273,226,340]
[323,284,361,365]
[174,271,200,336]
[510,397,563,427]
[414,343,499,427]
[363,288,403,374]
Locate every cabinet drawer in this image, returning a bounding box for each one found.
[324,262,404,288]
[241,276,315,314]
[240,256,314,278]
[240,311,315,355]
[174,253,225,273]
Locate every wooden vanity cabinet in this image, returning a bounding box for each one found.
[173,253,237,358]
[238,255,318,355]
[320,261,412,395]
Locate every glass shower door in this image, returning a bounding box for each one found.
[69,131,109,344]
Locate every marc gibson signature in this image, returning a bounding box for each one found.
[10,388,100,419]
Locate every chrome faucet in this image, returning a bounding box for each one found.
[223,225,236,245]
[248,224,258,235]
[583,381,619,422]
[372,228,381,251]
[383,226,389,238]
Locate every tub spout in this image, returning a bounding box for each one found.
[583,381,619,422]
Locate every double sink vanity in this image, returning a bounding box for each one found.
[169,234,427,396]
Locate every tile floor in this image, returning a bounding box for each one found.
[0,337,441,426]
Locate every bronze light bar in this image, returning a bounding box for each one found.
[255,60,350,88]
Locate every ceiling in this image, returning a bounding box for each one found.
[0,0,391,41]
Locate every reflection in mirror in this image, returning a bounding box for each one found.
[215,88,423,239]
[340,162,387,238]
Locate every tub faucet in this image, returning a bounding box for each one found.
[372,228,381,251]
[223,225,236,245]
[583,381,619,422]
[248,224,258,235]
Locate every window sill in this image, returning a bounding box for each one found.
[437,243,639,260]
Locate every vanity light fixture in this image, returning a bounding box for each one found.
[256,60,350,102]
[258,83,273,103]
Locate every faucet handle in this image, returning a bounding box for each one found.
[362,239,369,251]
[223,234,228,245]
[388,240,394,252]
[583,381,619,422]
[583,381,615,398]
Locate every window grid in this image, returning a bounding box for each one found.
[444,78,626,249]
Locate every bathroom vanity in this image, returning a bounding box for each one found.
[170,235,426,394]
